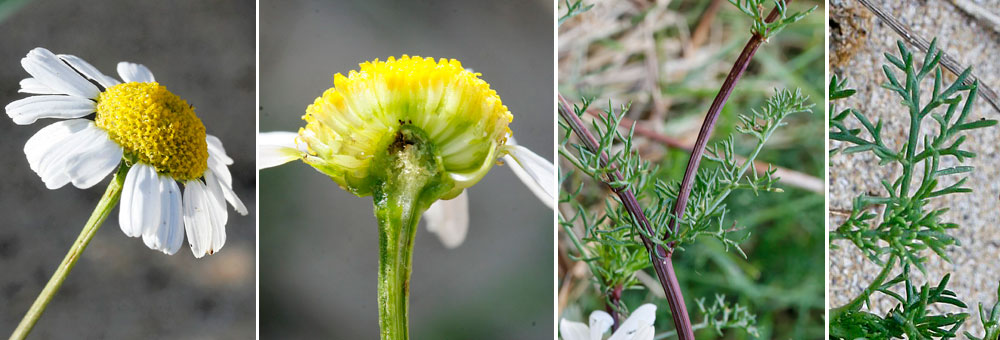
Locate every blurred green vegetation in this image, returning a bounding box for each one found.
[561,0,823,338]
[0,0,29,22]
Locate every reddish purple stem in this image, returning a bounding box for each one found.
[558,95,695,339]
[668,1,791,240]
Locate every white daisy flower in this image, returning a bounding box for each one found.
[560,304,657,340]
[5,47,248,257]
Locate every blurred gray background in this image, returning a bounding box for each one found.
[0,0,255,339]
[259,0,554,338]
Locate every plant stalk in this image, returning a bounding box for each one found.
[606,283,623,331]
[668,0,792,238]
[10,163,129,340]
[558,95,695,340]
[585,109,823,193]
[374,192,421,340]
[371,127,450,340]
[830,254,898,320]
[899,68,922,196]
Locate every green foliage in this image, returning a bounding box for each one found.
[695,295,760,338]
[558,1,819,338]
[558,0,593,26]
[561,89,810,261]
[658,89,811,254]
[965,282,1000,340]
[832,266,968,340]
[829,39,997,339]
[728,0,815,38]
[558,99,660,307]
[559,89,809,338]
[828,74,857,157]
[880,267,968,339]
[653,295,760,339]
[830,39,996,273]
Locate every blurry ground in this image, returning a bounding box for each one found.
[258,0,553,338]
[558,0,825,338]
[829,0,1000,336]
[0,1,255,339]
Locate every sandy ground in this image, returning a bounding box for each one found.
[0,1,256,339]
[829,0,1000,336]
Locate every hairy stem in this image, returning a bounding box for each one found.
[558,95,695,340]
[10,163,129,340]
[669,0,791,238]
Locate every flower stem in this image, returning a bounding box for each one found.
[606,283,623,331]
[10,163,129,340]
[558,95,695,340]
[374,192,422,340]
[371,127,451,340]
[669,0,792,239]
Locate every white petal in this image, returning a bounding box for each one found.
[183,180,223,258]
[258,131,305,169]
[501,143,556,210]
[206,139,247,215]
[589,310,614,340]
[423,191,469,249]
[630,326,654,340]
[117,62,155,83]
[559,319,591,340]
[119,164,160,238]
[63,134,122,189]
[19,78,59,94]
[24,119,90,172]
[21,48,100,98]
[207,146,232,187]
[6,95,95,125]
[608,304,657,340]
[143,177,184,255]
[58,54,120,89]
[30,123,106,189]
[206,134,233,165]
[204,170,230,229]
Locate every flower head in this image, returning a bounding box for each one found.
[295,55,510,197]
[6,48,247,257]
[260,55,554,246]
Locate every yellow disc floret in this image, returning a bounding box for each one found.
[95,82,208,180]
[299,55,513,197]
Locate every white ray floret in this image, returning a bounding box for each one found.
[560,304,657,340]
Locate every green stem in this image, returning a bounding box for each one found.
[371,127,451,340]
[899,69,921,196]
[375,192,422,340]
[831,254,898,320]
[10,163,129,340]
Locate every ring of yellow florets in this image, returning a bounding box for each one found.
[298,55,513,196]
[95,82,208,180]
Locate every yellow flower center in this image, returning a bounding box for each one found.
[95,82,208,180]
